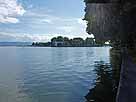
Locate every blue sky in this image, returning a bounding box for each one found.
[0,0,93,42]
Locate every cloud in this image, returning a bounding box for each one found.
[42,19,53,24]
[0,17,19,23]
[22,10,87,33]
[0,0,26,23]
[0,32,94,42]
[0,8,90,41]
[89,34,95,38]
[57,26,76,33]
[0,32,50,42]
[77,18,87,26]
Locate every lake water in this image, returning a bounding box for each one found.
[0,47,110,102]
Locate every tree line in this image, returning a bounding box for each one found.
[32,36,108,47]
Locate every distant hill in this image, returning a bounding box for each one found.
[0,42,32,46]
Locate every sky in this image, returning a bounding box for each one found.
[0,0,93,42]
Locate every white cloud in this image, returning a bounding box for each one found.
[0,16,19,23]
[23,10,88,34]
[42,19,53,24]
[0,0,26,23]
[0,32,50,42]
[0,32,95,42]
[77,18,87,26]
[57,26,76,33]
[89,34,95,38]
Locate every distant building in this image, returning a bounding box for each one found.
[52,41,64,47]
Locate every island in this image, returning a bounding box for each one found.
[32,36,109,47]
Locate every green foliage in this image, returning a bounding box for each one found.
[51,37,57,42]
[56,36,64,41]
[72,38,84,46]
[85,37,95,46]
[32,36,102,47]
[63,37,69,41]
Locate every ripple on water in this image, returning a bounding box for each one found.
[0,47,110,102]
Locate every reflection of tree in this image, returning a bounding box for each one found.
[85,61,114,102]
[85,49,121,102]
[110,48,122,95]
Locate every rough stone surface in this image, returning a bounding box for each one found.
[116,51,136,102]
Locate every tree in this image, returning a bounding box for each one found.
[32,42,35,46]
[63,37,70,46]
[56,36,64,41]
[51,37,57,42]
[85,37,95,46]
[63,37,69,41]
[72,37,84,46]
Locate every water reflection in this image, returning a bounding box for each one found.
[85,49,121,102]
[0,47,111,102]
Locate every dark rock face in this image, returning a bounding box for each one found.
[84,3,120,42]
[84,0,136,47]
[84,1,136,102]
[84,0,120,3]
[84,0,136,3]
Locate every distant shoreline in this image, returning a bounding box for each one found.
[0,45,110,47]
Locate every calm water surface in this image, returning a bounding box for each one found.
[0,47,110,102]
